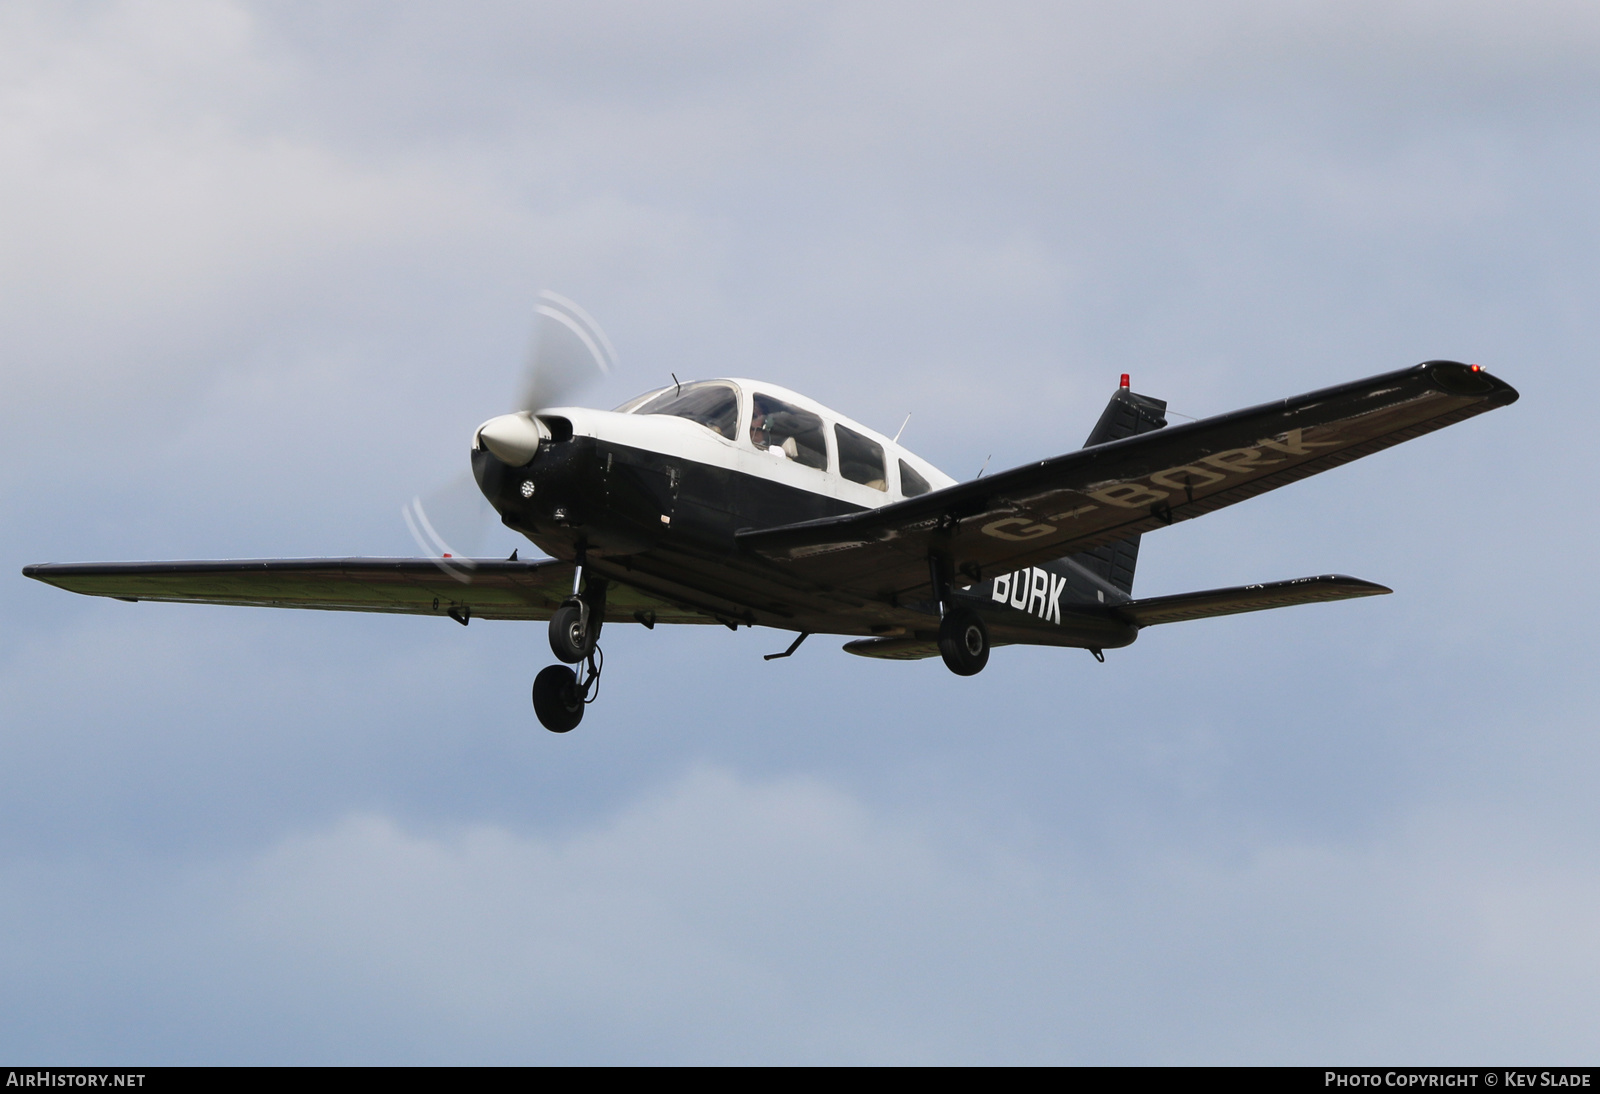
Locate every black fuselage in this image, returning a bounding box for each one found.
[474,434,1139,650]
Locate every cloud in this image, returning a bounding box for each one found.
[6,765,1600,1063]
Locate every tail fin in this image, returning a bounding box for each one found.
[1069,380,1168,595]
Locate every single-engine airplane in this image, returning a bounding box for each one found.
[23,298,1518,732]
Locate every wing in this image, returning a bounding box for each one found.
[738,361,1516,599]
[21,557,711,625]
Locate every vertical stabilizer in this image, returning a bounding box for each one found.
[1070,380,1168,595]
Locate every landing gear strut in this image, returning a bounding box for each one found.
[537,557,608,732]
[930,552,991,676]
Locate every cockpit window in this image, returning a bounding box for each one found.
[899,459,931,497]
[835,424,886,491]
[750,394,827,470]
[629,381,740,440]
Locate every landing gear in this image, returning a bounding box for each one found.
[549,561,606,664]
[938,606,990,676]
[537,556,608,732]
[929,552,990,677]
[549,600,600,663]
[532,664,584,732]
[532,646,603,733]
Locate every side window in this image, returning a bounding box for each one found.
[835,424,886,491]
[899,459,931,497]
[750,394,827,470]
[632,381,740,440]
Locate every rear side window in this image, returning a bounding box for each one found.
[835,424,886,490]
[750,394,827,470]
[632,381,740,440]
[899,459,931,497]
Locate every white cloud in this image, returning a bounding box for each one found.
[204,768,1600,1062]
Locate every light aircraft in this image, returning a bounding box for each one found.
[23,295,1519,732]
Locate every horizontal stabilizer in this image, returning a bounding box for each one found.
[842,635,941,660]
[1114,574,1390,627]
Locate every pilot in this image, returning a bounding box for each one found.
[750,408,798,459]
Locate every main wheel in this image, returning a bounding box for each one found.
[548,601,600,663]
[938,607,990,676]
[532,664,584,733]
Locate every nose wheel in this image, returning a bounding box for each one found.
[532,645,603,733]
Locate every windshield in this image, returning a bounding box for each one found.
[628,381,740,440]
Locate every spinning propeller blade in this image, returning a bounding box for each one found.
[520,290,617,413]
[404,291,618,579]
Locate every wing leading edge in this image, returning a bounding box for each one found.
[737,361,1516,599]
[21,558,710,625]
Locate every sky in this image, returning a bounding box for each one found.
[2,0,1597,1064]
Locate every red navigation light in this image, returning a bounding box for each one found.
[443,553,452,558]
[1120,373,1130,389]
[1470,364,1482,372]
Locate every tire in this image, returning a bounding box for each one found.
[548,601,599,663]
[938,607,990,676]
[532,664,584,733]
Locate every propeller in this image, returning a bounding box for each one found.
[404,290,618,580]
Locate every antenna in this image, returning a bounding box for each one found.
[892,413,911,444]
[975,454,991,479]
[670,372,681,397]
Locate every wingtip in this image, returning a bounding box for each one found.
[1421,360,1518,404]
[1326,574,1392,595]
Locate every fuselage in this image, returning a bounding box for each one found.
[471,378,1139,649]
[480,379,949,540]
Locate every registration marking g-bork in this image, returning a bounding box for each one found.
[992,567,1068,624]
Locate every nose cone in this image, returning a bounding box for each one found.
[476,412,546,466]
